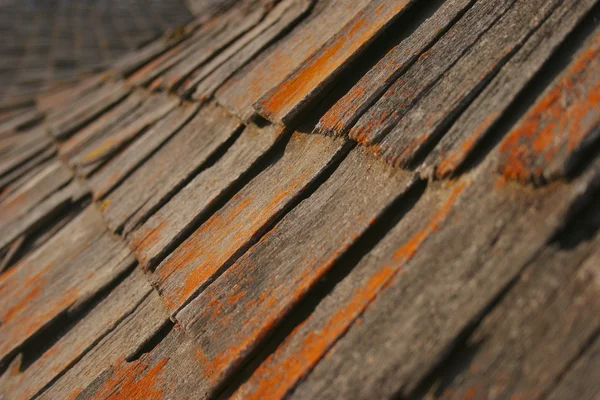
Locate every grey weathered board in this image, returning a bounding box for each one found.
[347,0,520,146]
[129,123,283,270]
[374,0,589,168]
[421,0,600,179]
[176,146,415,397]
[0,206,135,367]
[288,156,600,399]
[100,102,242,234]
[38,291,171,399]
[316,0,475,137]
[186,0,314,101]
[151,132,348,312]
[254,0,420,125]
[0,269,153,400]
[215,0,372,121]
[419,226,600,399]
[232,180,456,399]
[87,102,200,200]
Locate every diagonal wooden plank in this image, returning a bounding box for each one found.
[130,123,283,270]
[176,147,414,396]
[288,157,600,399]
[254,0,420,125]
[151,132,348,313]
[497,27,600,185]
[422,0,600,180]
[316,0,475,137]
[375,0,586,168]
[347,0,518,146]
[100,102,242,235]
[215,0,372,121]
[87,102,199,200]
[0,269,153,400]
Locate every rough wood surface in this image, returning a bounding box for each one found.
[130,123,283,270]
[152,132,348,312]
[176,147,413,397]
[0,269,152,400]
[186,0,314,101]
[87,102,200,200]
[216,0,371,121]
[70,94,180,177]
[422,0,599,179]
[47,82,131,141]
[348,0,518,146]
[288,155,600,399]
[38,291,170,400]
[374,0,570,168]
[0,206,135,367]
[316,0,475,137]
[101,102,242,234]
[233,182,454,399]
[497,27,600,185]
[254,0,419,125]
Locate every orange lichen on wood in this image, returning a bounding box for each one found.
[255,0,411,123]
[498,32,600,183]
[236,181,468,399]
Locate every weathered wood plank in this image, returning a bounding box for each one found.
[497,27,600,185]
[72,325,210,399]
[316,0,475,137]
[254,0,419,125]
[87,102,200,200]
[288,156,600,399]
[375,0,587,168]
[70,94,180,177]
[58,90,146,160]
[100,102,242,234]
[419,229,600,399]
[233,181,454,399]
[0,269,153,400]
[130,123,283,270]
[176,147,413,397]
[186,0,314,101]
[215,0,372,121]
[38,291,170,399]
[0,108,44,137]
[148,5,267,90]
[348,0,518,146]
[0,126,52,178]
[0,206,135,367]
[422,0,599,179]
[152,132,348,312]
[47,82,131,141]
[0,147,56,200]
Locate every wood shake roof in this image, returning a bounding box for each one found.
[0,0,599,398]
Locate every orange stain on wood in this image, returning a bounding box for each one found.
[498,33,600,183]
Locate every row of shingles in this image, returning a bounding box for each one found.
[267,26,600,399]
[169,9,600,398]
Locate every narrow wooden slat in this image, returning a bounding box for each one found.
[254,0,419,125]
[0,206,135,367]
[497,28,600,185]
[130,123,283,270]
[87,102,199,200]
[100,102,242,234]
[375,0,583,168]
[176,147,413,397]
[187,0,314,101]
[348,0,517,145]
[215,0,371,121]
[316,0,475,137]
[39,292,170,399]
[423,0,599,179]
[152,132,348,312]
[288,157,600,399]
[0,269,153,400]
